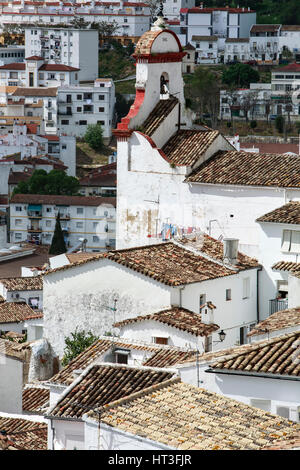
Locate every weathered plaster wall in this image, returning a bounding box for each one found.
[43,258,172,358]
[0,355,23,413]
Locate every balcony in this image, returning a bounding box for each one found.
[27,211,42,218]
[269,298,288,315]
[58,109,72,116]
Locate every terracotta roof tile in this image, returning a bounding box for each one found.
[12,87,58,97]
[49,364,176,419]
[49,337,197,386]
[140,97,178,137]
[273,63,300,72]
[94,381,299,450]
[22,387,49,413]
[114,307,219,336]
[103,242,235,286]
[209,332,300,377]
[10,193,116,207]
[162,129,220,167]
[0,417,47,450]
[272,261,300,272]
[185,150,300,187]
[8,171,31,185]
[134,29,181,56]
[39,64,80,72]
[247,308,300,337]
[192,35,218,41]
[257,201,300,224]
[251,24,281,33]
[0,338,31,360]
[0,63,25,70]
[0,302,36,324]
[0,275,43,291]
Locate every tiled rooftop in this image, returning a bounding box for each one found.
[49,337,197,386]
[22,387,50,414]
[140,97,178,137]
[0,275,43,291]
[114,307,219,337]
[12,87,58,97]
[256,201,300,224]
[209,332,300,377]
[0,338,31,361]
[10,193,116,208]
[251,24,281,33]
[176,233,259,271]
[49,364,176,419]
[65,252,100,264]
[185,150,300,187]
[272,261,300,272]
[0,417,47,450]
[93,381,299,450]
[134,28,181,56]
[247,308,300,337]
[0,302,36,324]
[162,129,220,167]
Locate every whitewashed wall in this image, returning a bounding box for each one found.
[43,258,172,358]
[48,419,84,450]
[0,355,23,413]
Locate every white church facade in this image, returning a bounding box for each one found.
[114,20,300,321]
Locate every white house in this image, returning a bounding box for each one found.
[224,38,250,63]
[46,363,178,450]
[219,83,272,121]
[82,378,299,450]
[25,27,98,82]
[249,24,280,64]
[247,307,300,343]
[42,232,260,359]
[0,301,37,337]
[0,275,43,309]
[191,35,218,64]
[9,193,116,250]
[114,306,220,351]
[57,79,116,140]
[205,332,300,423]
[0,46,25,66]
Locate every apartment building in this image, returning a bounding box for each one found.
[25,27,98,82]
[79,162,116,197]
[249,25,300,64]
[9,194,116,251]
[0,46,25,66]
[0,56,79,88]
[224,37,250,63]
[0,1,151,44]
[57,79,116,139]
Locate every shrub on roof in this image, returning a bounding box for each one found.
[61,328,99,366]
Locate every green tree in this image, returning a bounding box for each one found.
[49,212,67,256]
[12,169,79,196]
[84,123,104,151]
[61,328,99,366]
[222,63,259,88]
[70,17,90,29]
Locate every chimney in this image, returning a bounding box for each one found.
[223,238,239,265]
[201,301,216,324]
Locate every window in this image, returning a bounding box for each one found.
[61,120,69,125]
[199,294,206,313]
[93,236,99,242]
[15,219,22,226]
[15,206,22,211]
[97,120,105,125]
[204,335,212,352]
[46,207,52,213]
[98,95,105,100]
[243,278,250,299]
[282,230,300,253]
[77,94,82,100]
[115,353,128,364]
[77,107,82,112]
[15,233,22,240]
[152,336,168,345]
[98,107,104,112]
[39,73,44,80]
[47,73,56,80]
[239,326,247,345]
[76,221,83,228]
[79,120,87,125]
[226,289,231,301]
[76,207,84,214]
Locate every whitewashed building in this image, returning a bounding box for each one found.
[42,233,260,360]
[9,193,116,251]
[224,37,250,63]
[0,275,43,309]
[0,1,151,44]
[0,46,25,66]
[57,79,116,140]
[25,27,98,82]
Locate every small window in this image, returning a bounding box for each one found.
[116,353,128,364]
[46,207,52,213]
[77,207,84,214]
[79,120,87,125]
[15,233,22,240]
[61,120,69,125]
[226,289,231,301]
[98,107,104,112]
[243,278,250,299]
[204,335,212,352]
[98,95,105,100]
[77,107,82,112]
[76,221,83,228]
[77,94,82,100]
[15,219,22,226]
[15,206,22,211]
[46,220,51,227]
[93,236,99,242]
[199,294,206,313]
[152,337,168,345]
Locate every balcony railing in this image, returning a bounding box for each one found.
[269,298,288,315]
[27,211,42,218]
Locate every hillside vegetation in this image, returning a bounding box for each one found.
[199,0,300,24]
